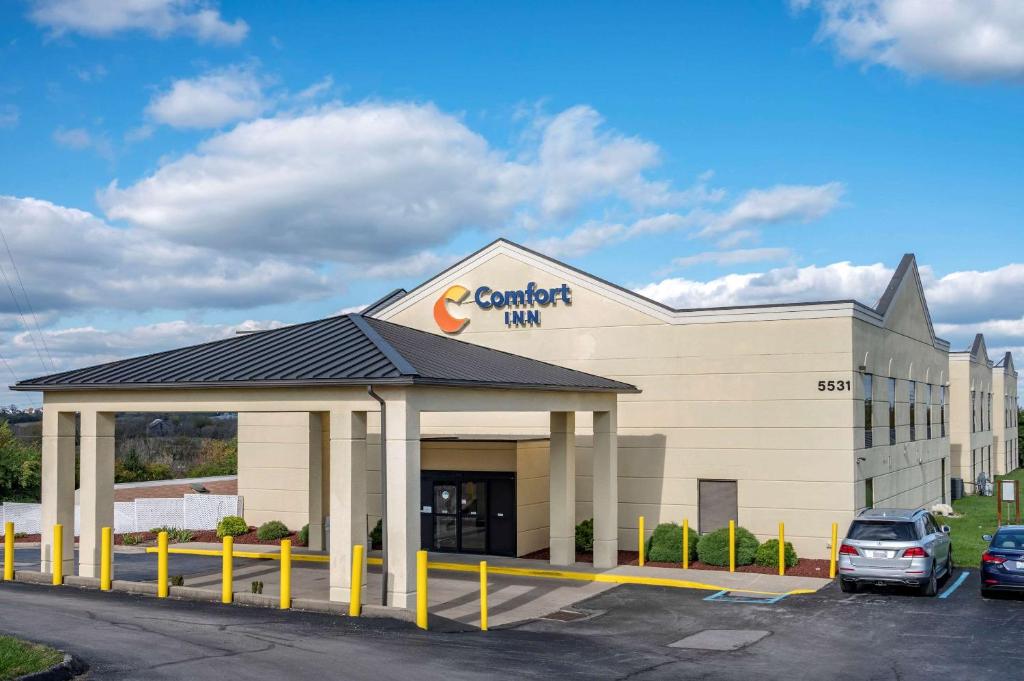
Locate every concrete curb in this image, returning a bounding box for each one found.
[13,652,87,681]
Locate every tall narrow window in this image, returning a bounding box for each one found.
[987,392,993,432]
[971,390,977,433]
[909,380,917,442]
[888,377,897,445]
[865,477,874,509]
[863,374,874,448]
[941,386,947,438]
[925,384,933,440]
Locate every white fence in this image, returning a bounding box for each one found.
[0,494,242,535]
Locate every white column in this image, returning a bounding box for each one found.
[385,393,420,609]
[592,408,618,569]
[40,410,76,575]
[307,412,325,551]
[328,410,367,603]
[549,411,576,566]
[79,411,115,578]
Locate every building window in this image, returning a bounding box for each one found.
[865,477,874,509]
[925,384,933,440]
[909,380,917,442]
[988,392,993,432]
[972,449,977,484]
[888,377,897,445]
[971,390,977,433]
[863,374,874,448]
[941,457,947,504]
[698,480,738,534]
[941,386,947,438]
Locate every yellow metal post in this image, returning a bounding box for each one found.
[157,531,169,598]
[3,521,13,581]
[479,561,488,632]
[638,515,645,567]
[100,526,112,591]
[349,544,364,616]
[222,536,233,604]
[728,520,736,573]
[778,522,785,577]
[279,539,291,610]
[829,522,838,579]
[52,524,63,585]
[416,550,428,630]
[682,519,689,570]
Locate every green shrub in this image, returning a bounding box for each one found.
[115,450,173,483]
[121,533,140,546]
[754,539,798,569]
[370,519,382,548]
[696,526,759,566]
[575,518,594,553]
[186,438,238,477]
[216,515,249,538]
[0,421,42,502]
[170,575,185,587]
[644,522,699,564]
[149,526,194,543]
[256,520,290,541]
[298,524,309,546]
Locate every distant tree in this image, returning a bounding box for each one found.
[0,420,43,501]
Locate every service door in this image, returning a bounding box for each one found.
[489,476,516,557]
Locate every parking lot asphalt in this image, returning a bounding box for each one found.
[2,562,1023,680]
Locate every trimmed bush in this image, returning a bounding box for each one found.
[298,524,309,546]
[256,520,290,541]
[216,515,248,538]
[644,522,699,564]
[575,518,594,553]
[754,539,798,569]
[696,526,759,566]
[370,519,382,549]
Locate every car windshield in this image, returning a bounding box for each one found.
[992,531,1024,550]
[848,520,918,541]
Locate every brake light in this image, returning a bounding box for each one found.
[838,544,859,556]
[982,552,1006,564]
[902,547,928,558]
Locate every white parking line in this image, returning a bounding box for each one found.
[938,571,969,599]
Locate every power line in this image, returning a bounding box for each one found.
[0,231,54,374]
[0,227,56,371]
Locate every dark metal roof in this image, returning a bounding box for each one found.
[12,313,637,394]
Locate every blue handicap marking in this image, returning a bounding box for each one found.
[704,589,789,604]
[938,571,969,599]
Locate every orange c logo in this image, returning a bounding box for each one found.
[433,285,471,334]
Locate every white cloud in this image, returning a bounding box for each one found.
[637,260,894,310]
[921,263,1024,323]
[0,195,330,316]
[296,76,334,100]
[795,0,1024,81]
[28,0,248,44]
[667,247,794,270]
[146,64,268,129]
[52,126,113,159]
[699,182,845,237]
[100,102,687,262]
[362,250,463,280]
[0,105,20,129]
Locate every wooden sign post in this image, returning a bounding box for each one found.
[997,479,1021,526]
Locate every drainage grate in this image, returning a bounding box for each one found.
[703,589,788,605]
[540,609,589,622]
[668,629,771,651]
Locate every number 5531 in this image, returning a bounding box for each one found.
[818,379,852,392]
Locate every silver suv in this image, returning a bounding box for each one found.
[837,508,953,596]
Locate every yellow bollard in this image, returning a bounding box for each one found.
[638,515,645,567]
[52,524,63,586]
[3,521,13,581]
[829,522,838,579]
[101,526,112,591]
[222,536,233,604]
[682,519,689,570]
[349,544,364,617]
[157,531,169,598]
[479,561,488,632]
[728,520,736,573]
[279,539,291,610]
[416,550,428,630]
[778,522,785,577]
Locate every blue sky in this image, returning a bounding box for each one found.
[0,0,1022,405]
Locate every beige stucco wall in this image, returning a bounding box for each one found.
[949,351,994,489]
[991,366,1020,475]
[376,247,955,558]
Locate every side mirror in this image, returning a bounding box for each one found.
[941,525,950,534]
[983,534,993,542]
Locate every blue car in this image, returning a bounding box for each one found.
[980,526,1024,597]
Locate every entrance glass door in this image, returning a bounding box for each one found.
[460,481,487,552]
[432,482,458,551]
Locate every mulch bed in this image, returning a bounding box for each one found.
[521,547,831,578]
[14,529,307,548]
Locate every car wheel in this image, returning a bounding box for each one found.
[839,578,858,593]
[980,588,993,599]
[921,567,938,597]
[945,549,954,580]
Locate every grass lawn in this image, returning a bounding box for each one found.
[0,636,63,681]
[946,468,1024,567]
